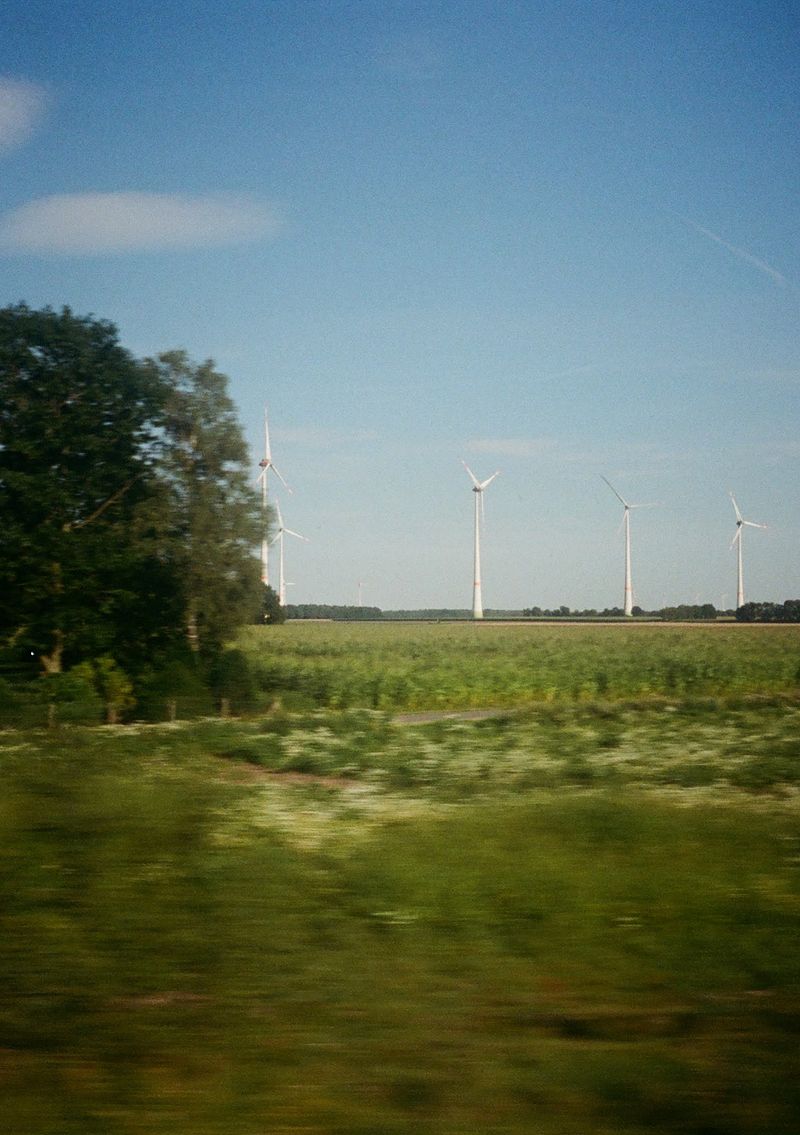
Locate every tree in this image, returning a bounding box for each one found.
[0,304,182,674]
[151,351,261,658]
[258,585,286,625]
[736,600,800,624]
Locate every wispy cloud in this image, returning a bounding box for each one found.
[470,436,699,471]
[468,437,559,459]
[0,77,47,150]
[0,192,282,254]
[278,426,380,447]
[682,216,791,288]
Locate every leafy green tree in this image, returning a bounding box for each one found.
[151,351,261,658]
[0,304,182,674]
[736,600,800,623]
[92,655,136,723]
[258,584,286,624]
[209,648,258,713]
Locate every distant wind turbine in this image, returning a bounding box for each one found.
[255,407,290,587]
[270,500,308,607]
[463,461,500,620]
[729,492,767,608]
[601,476,654,617]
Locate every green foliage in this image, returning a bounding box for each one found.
[209,648,257,713]
[90,656,135,722]
[198,697,800,798]
[234,622,800,712]
[0,309,261,697]
[737,599,800,623]
[661,603,718,620]
[285,603,383,620]
[151,351,261,657]
[134,651,213,720]
[1,720,799,1133]
[41,663,105,724]
[257,584,285,624]
[0,303,181,675]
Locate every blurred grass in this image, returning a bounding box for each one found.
[1,712,800,1133]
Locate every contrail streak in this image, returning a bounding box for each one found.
[682,216,790,288]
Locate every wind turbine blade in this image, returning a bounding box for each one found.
[730,529,741,550]
[462,460,481,489]
[285,528,309,542]
[743,520,767,530]
[274,500,284,528]
[479,471,500,490]
[264,407,272,461]
[729,492,743,523]
[271,464,292,493]
[601,475,629,509]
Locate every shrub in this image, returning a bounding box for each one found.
[209,648,258,714]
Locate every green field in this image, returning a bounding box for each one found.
[236,621,800,710]
[2,624,799,1133]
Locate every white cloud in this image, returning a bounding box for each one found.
[0,77,47,150]
[0,191,282,254]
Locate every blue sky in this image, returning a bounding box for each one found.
[2,0,797,610]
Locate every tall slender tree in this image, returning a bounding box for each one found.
[151,351,262,658]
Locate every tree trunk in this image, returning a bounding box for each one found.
[186,604,200,653]
[40,629,64,675]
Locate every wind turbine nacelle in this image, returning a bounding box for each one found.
[259,459,269,469]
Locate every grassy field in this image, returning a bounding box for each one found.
[2,623,800,1133]
[235,621,800,710]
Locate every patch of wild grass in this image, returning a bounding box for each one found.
[1,704,800,1133]
[204,697,800,799]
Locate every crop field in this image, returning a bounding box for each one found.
[2,623,800,1133]
[236,621,800,710]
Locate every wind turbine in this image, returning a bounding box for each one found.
[255,407,290,587]
[601,476,654,617]
[463,461,500,620]
[729,492,767,608]
[270,500,308,607]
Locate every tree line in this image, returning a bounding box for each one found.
[735,601,800,623]
[522,605,723,620]
[283,604,383,621]
[0,303,264,719]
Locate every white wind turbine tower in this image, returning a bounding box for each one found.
[255,407,290,587]
[729,492,767,608]
[270,500,308,607]
[601,476,654,617]
[463,461,500,620]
